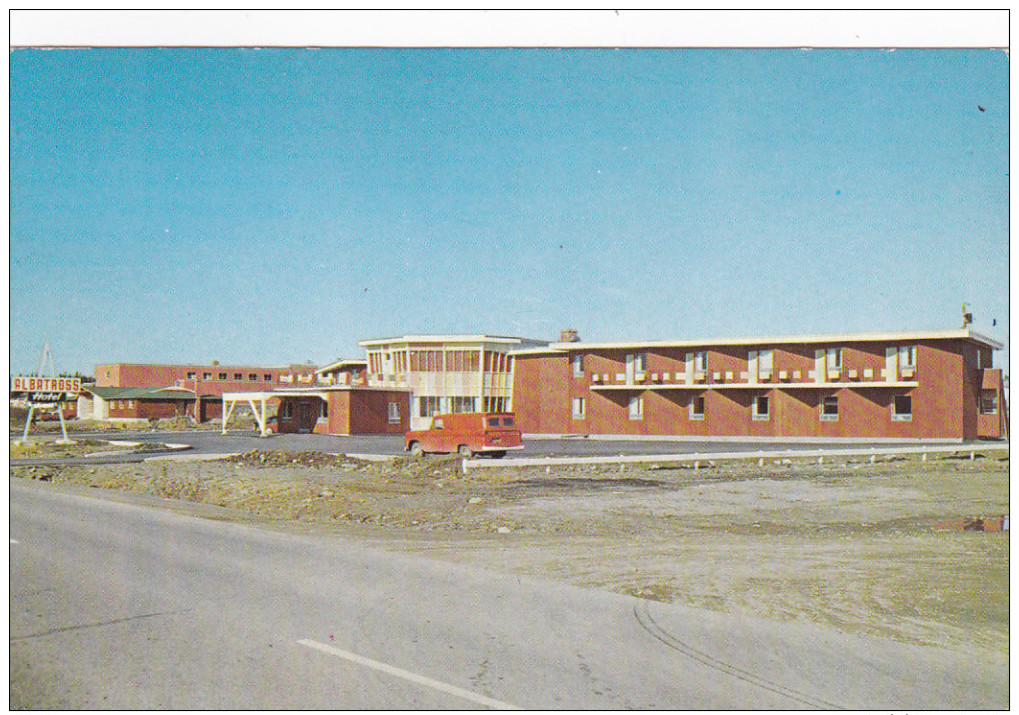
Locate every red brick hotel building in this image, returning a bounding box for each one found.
[511,328,1005,441]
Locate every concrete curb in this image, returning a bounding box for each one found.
[462,443,1009,472]
[521,433,974,445]
[144,452,240,463]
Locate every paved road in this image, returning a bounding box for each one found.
[19,428,985,465]
[9,479,1008,709]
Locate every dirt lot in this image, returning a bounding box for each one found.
[10,441,1009,661]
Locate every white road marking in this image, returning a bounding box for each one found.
[297,638,521,710]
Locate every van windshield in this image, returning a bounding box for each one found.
[489,416,513,428]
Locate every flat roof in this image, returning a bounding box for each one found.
[543,328,1003,351]
[314,358,367,374]
[359,335,545,348]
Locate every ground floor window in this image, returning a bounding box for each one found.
[820,395,839,421]
[483,396,507,413]
[280,402,293,420]
[419,396,442,418]
[450,396,475,413]
[892,395,912,421]
[980,390,999,415]
[572,397,586,419]
[752,395,769,421]
[320,401,328,419]
[388,402,401,424]
[690,395,705,420]
[628,396,643,421]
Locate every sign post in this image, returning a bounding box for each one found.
[11,343,81,444]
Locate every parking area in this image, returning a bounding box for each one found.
[56,428,990,462]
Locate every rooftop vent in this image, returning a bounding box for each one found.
[560,329,580,343]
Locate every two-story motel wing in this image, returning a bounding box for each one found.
[510,328,1006,441]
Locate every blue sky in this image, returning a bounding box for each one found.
[9,46,1009,374]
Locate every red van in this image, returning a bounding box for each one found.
[405,413,523,458]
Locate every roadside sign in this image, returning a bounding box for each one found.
[10,376,81,395]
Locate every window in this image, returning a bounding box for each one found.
[758,349,774,379]
[501,416,515,427]
[451,396,475,413]
[186,372,196,380]
[487,416,501,427]
[264,374,272,381]
[980,391,999,415]
[280,402,293,420]
[203,372,212,380]
[752,395,769,421]
[826,348,842,371]
[419,396,442,418]
[218,372,227,380]
[572,397,586,419]
[898,345,916,370]
[821,395,839,421]
[483,396,507,413]
[627,353,647,374]
[628,396,643,420]
[320,401,329,419]
[693,351,707,373]
[572,354,585,377]
[892,395,912,421]
[388,402,401,424]
[233,373,243,381]
[689,396,705,420]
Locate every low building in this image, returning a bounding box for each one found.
[511,328,1006,442]
[85,362,318,422]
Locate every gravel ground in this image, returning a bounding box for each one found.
[10,441,1009,662]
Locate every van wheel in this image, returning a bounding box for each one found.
[409,442,423,457]
[458,445,474,458]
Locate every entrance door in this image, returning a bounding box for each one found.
[298,402,314,433]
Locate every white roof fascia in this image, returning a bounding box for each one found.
[359,335,528,347]
[314,359,367,374]
[549,329,1003,351]
[509,347,568,356]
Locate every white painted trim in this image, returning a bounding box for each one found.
[590,381,920,391]
[547,328,1003,351]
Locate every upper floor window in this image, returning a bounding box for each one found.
[572,354,585,377]
[826,347,842,371]
[233,373,243,381]
[758,349,774,379]
[898,345,916,370]
[218,372,227,380]
[693,351,707,373]
[627,353,647,374]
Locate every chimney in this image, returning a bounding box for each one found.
[559,329,580,343]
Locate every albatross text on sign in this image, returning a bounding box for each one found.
[10,376,81,395]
